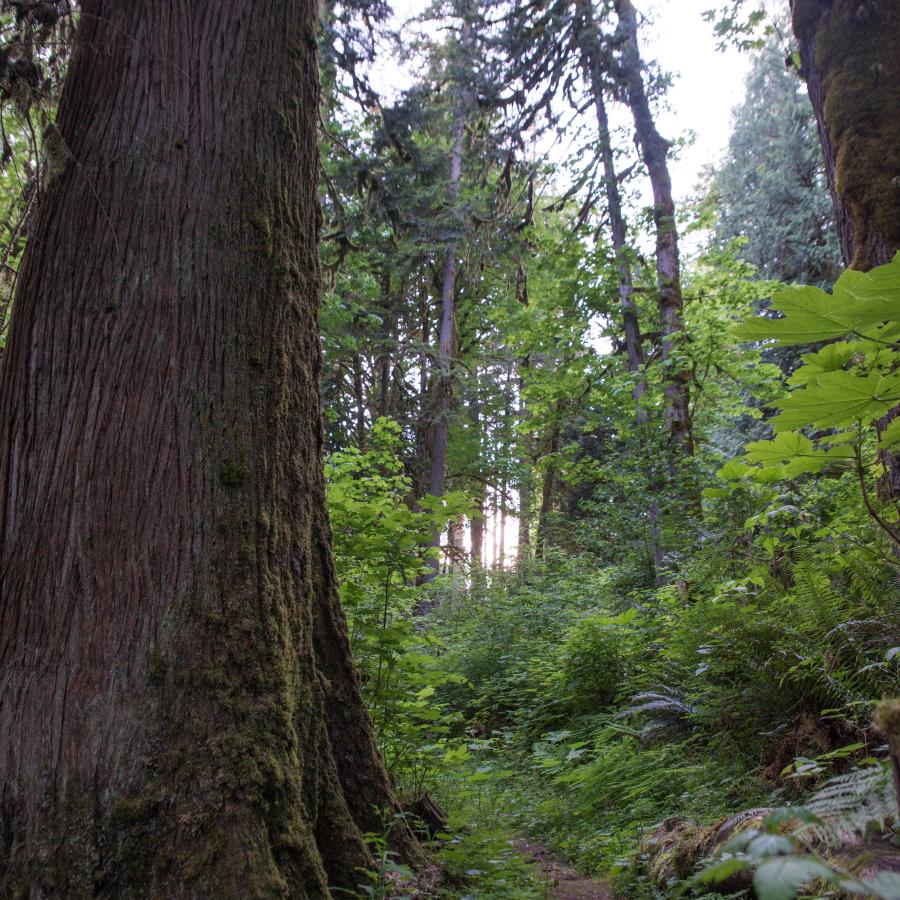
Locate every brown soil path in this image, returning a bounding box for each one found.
[513,839,614,900]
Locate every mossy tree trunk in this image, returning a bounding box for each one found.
[0,1,421,896]
[791,0,900,498]
[791,0,900,272]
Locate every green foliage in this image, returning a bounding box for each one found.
[558,614,625,716]
[326,418,470,789]
[725,253,900,547]
[695,777,900,899]
[314,6,900,898]
[705,28,842,286]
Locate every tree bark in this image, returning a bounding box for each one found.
[791,0,900,499]
[791,0,900,272]
[352,352,367,447]
[536,420,562,557]
[0,3,420,896]
[613,0,693,461]
[515,270,533,563]
[376,267,393,421]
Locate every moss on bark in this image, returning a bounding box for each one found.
[793,0,900,270]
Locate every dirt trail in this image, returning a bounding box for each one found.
[513,839,614,900]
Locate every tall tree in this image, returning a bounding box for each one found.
[0,2,419,894]
[425,93,467,575]
[613,0,693,461]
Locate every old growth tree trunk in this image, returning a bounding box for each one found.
[0,2,420,896]
[791,0,900,499]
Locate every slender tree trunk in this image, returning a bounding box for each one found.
[0,3,420,895]
[791,0,900,498]
[581,10,646,408]
[446,518,464,573]
[414,279,431,499]
[498,483,507,566]
[536,422,562,557]
[376,267,392,420]
[352,352,367,447]
[583,38,663,578]
[613,0,693,461]
[423,99,466,580]
[468,382,485,568]
[490,487,500,566]
[537,461,557,558]
[515,270,533,563]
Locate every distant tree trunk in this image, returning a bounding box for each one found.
[414,279,432,498]
[0,2,421,895]
[536,461,557,558]
[613,0,693,461]
[376,266,393,420]
[468,383,485,567]
[446,518,465,573]
[471,504,485,565]
[352,352,367,446]
[590,79,646,408]
[424,100,466,580]
[583,36,663,578]
[536,421,562,557]
[792,0,900,498]
[581,3,645,406]
[498,481,507,566]
[515,271,533,563]
[596,87,664,575]
[490,487,500,566]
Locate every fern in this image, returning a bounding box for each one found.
[793,762,897,846]
[617,688,697,738]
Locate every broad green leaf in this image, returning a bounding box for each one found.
[745,432,814,463]
[746,834,795,858]
[697,857,751,884]
[753,857,834,900]
[787,342,856,386]
[772,371,900,431]
[878,416,900,449]
[780,449,852,477]
[753,465,787,484]
[718,459,751,480]
[735,254,900,346]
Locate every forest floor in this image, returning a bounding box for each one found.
[513,839,613,900]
